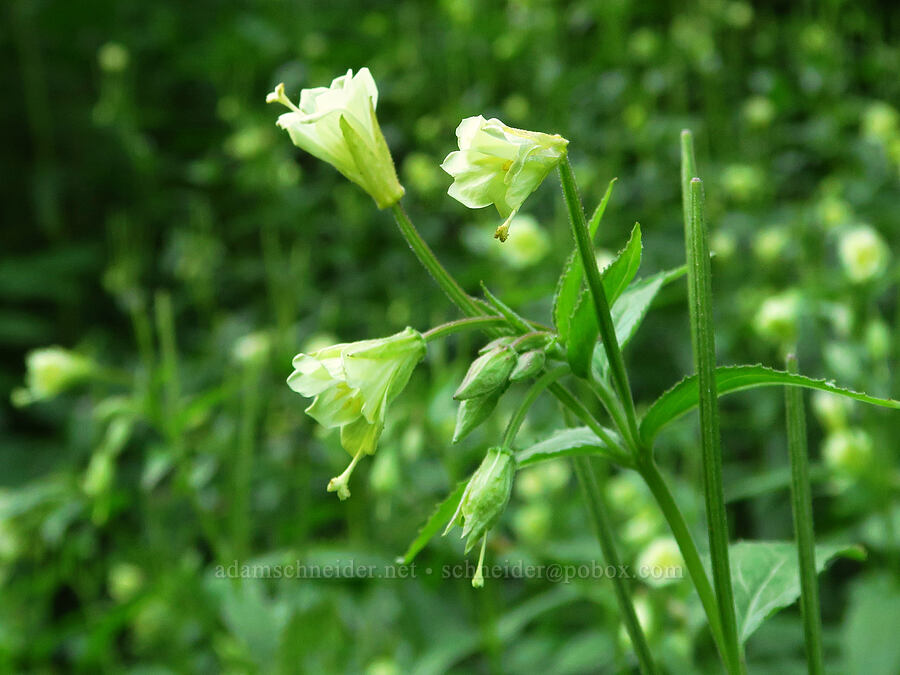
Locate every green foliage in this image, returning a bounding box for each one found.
[641,365,900,443]
[2,0,899,672]
[711,541,863,644]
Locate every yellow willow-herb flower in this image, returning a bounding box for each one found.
[266,68,404,209]
[287,328,426,499]
[12,347,95,406]
[441,116,568,241]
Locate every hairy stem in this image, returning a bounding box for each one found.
[686,177,742,673]
[574,456,658,674]
[423,316,512,342]
[392,202,485,319]
[638,458,730,668]
[785,353,825,675]
[557,158,641,452]
[501,367,569,447]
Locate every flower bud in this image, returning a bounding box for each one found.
[839,225,889,283]
[267,69,404,209]
[445,447,516,553]
[454,346,516,400]
[509,349,546,382]
[453,387,505,443]
[441,116,568,241]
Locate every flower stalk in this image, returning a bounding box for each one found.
[557,157,641,452]
[686,175,742,673]
[785,353,825,675]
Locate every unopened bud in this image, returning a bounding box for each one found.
[454,347,516,400]
[445,447,516,554]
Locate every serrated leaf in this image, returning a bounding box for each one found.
[400,481,467,564]
[640,364,900,443]
[566,289,598,378]
[602,223,642,305]
[553,178,616,341]
[515,426,625,467]
[709,541,864,643]
[565,224,643,376]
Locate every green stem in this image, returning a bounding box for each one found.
[557,158,640,452]
[547,383,630,465]
[573,456,658,674]
[686,177,742,673]
[501,367,568,447]
[589,370,635,450]
[423,316,511,342]
[785,353,825,675]
[392,202,485,319]
[638,458,730,669]
[391,205,656,670]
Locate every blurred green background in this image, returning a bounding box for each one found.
[2,0,899,672]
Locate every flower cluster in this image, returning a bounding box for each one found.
[287,328,426,499]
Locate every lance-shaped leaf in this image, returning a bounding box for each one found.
[400,481,467,564]
[565,223,643,376]
[640,365,900,444]
[553,178,617,342]
[515,426,627,467]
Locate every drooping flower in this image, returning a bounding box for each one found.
[441,116,568,241]
[287,328,426,499]
[12,347,95,406]
[266,68,404,209]
[445,446,515,587]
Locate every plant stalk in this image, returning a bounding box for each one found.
[638,458,730,669]
[392,202,485,319]
[785,353,825,675]
[501,367,569,447]
[557,158,641,452]
[423,316,512,342]
[686,177,742,673]
[573,456,658,674]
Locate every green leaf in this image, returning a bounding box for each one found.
[565,223,643,376]
[640,364,900,443]
[399,481,467,564]
[716,541,864,643]
[553,178,616,342]
[602,222,642,305]
[515,426,624,467]
[592,265,686,376]
[844,574,900,675]
[566,291,597,378]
